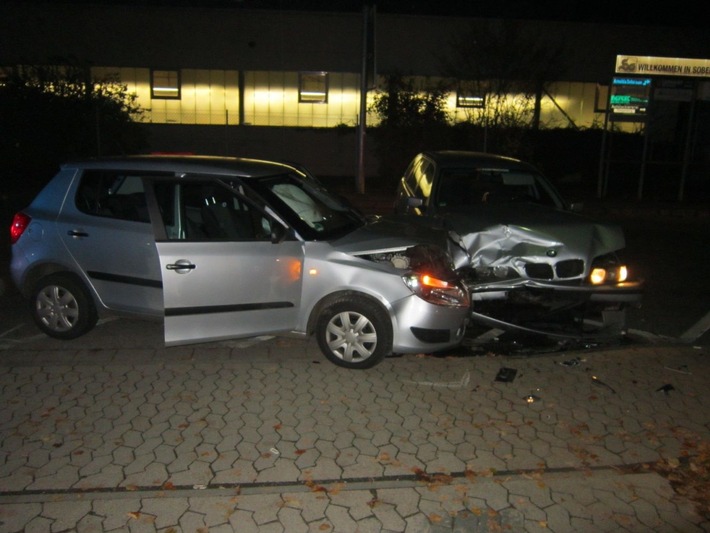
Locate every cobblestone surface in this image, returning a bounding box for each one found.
[1,320,709,532]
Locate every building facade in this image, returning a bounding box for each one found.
[2,2,709,179]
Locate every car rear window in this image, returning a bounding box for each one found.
[76,171,151,223]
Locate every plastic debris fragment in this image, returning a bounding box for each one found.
[495,367,517,382]
[591,375,616,393]
[558,357,585,367]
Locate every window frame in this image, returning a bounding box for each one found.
[298,71,328,104]
[456,91,486,108]
[151,69,181,99]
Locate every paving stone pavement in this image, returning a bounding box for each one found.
[0,319,709,532]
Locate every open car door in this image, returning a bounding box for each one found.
[150,178,304,346]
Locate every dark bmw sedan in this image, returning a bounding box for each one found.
[394,150,643,338]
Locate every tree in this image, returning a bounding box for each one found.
[0,62,148,203]
[441,19,569,132]
[368,74,452,183]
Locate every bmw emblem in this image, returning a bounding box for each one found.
[546,249,558,257]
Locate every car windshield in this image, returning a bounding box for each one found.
[435,168,562,209]
[248,173,365,240]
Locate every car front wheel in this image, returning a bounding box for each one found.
[316,296,392,369]
[30,274,98,340]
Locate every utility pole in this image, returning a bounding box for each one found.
[356,2,376,194]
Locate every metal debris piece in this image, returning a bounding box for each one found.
[558,357,585,367]
[591,375,616,393]
[495,367,518,382]
[656,384,675,395]
[664,365,691,375]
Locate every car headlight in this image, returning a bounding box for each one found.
[403,273,470,307]
[589,254,629,285]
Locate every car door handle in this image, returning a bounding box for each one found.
[166,260,196,273]
[67,230,89,237]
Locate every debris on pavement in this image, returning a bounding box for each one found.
[591,375,616,393]
[664,364,691,375]
[557,357,585,367]
[495,367,518,382]
[523,393,542,404]
[656,384,676,395]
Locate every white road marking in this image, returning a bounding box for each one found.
[0,324,24,338]
[679,310,710,343]
[403,371,471,389]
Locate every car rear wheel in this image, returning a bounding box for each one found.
[316,296,392,369]
[31,274,98,340]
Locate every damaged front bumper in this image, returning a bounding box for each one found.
[464,277,644,339]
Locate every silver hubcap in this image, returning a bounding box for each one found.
[326,311,377,362]
[36,285,79,332]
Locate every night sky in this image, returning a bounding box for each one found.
[23,0,708,29]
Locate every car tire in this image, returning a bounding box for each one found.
[316,296,392,369]
[30,274,98,340]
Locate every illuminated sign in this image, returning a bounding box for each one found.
[616,55,710,78]
[609,77,651,116]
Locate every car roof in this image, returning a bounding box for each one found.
[61,154,299,178]
[419,151,538,172]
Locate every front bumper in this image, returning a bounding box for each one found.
[389,294,469,354]
[467,278,644,303]
[464,278,644,339]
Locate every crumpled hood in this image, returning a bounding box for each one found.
[332,214,450,255]
[441,204,626,270]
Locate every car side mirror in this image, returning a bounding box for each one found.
[270,223,289,243]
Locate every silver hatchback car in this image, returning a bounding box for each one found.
[10,155,469,368]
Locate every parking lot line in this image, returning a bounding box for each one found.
[680,310,710,343]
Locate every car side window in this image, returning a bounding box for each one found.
[76,171,150,223]
[403,159,420,194]
[154,180,273,241]
[416,159,434,201]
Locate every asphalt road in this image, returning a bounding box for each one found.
[608,213,709,345]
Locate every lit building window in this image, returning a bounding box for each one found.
[152,69,181,99]
[299,71,328,103]
[456,89,485,108]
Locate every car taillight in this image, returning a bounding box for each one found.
[10,212,31,244]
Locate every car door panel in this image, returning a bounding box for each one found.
[157,240,304,345]
[152,178,304,346]
[58,171,163,315]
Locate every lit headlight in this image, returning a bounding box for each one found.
[590,267,607,285]
[589,265,629,285]
[618,266,628,282]
[403,273,470,307]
